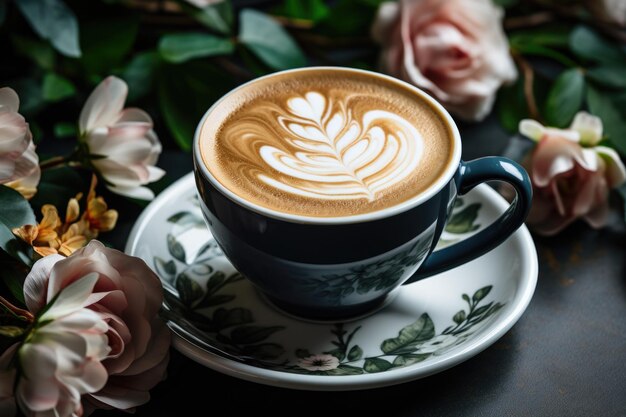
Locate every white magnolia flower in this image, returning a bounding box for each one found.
[16,272,110,417]
[79,76,165,200]
[0,87,40,198]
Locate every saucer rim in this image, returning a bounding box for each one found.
[126,172,538,391]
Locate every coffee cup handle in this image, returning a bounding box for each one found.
[404,157,532,284]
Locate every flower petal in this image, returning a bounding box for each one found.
[0,88,19,113]
[594,146,626,188]
[24,254,65,314]
[42,272,100,321]
[79,76,128,134]
[570,111,603,146]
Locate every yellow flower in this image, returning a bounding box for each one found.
[82,176,118,238]
[51,219,88,257]
[13,203,88,258]
[12,205,62,257]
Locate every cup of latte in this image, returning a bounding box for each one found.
[193,67,532,320]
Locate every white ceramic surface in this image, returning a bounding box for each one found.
[125,172,538,391]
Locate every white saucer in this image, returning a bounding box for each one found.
[125,173,538,391]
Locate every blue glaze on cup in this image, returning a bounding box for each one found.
[193,67,532,320]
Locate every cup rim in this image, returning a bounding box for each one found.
[193,66,462,225]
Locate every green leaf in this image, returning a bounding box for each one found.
[15,0,81,57]
[545,68,585,127]
[381,313,436,354]
[159,33,234,63]
[470,303,492,319]
[176,274,204,306]
[204,271,225,295]
[0,223,31,265]
[570,26,626,65]
[363,357,393,373]
[29,167,85,216]
[509,26,571,49]
[239,9,306,70]
[497,78,529,133]
[274,0,330,22]
[586,86,626,156]
[199,294,235,307]
[230,325,284,344]
[0,186,36,229]
[122,51,160,103]
[81,15,139,76]
[586,65,626,89]
[154,256,177,280]
[510,43,578,68]
[326,364,364,375]
[392,353,430,367]
[0,253,28,304]
[182,1,233,35]
[11,35,55,70]
[445,203,481,234]
[167,234,186,262]
[473,285,492,302]
[212,307,253,329]
[316,0,380,36]
[42,73,76,102]
[347,345,363,361]
[241,343,284,359]
[9,78,43,116]
[453,310,466,324]
[158,61,235,151]
[53,122,77,138]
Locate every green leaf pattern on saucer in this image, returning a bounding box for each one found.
[156,197,506,375]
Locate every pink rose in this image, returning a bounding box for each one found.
[372,0,517,121]
[79,77,165,200]
[0,87,40,198]
[520,112,626,236]
[23,241,171,415]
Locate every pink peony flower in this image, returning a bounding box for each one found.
[519,112,626,236]
[0,87,40,198]
[372,0,517,121]
[79,77,165,200]
[20,241,171,415]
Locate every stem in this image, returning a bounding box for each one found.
[512,53,541,122]
[504,11,554,30]
[39,155,72,171]
[0,295,34,322]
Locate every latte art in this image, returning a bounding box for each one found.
[199,69,454,217]
[256,91,423,201]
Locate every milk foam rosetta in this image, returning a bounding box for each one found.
[200,70,454,217]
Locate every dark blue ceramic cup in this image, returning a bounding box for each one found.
[193,68,532,320]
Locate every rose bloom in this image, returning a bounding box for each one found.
[13,241,171,416]
[520,112,626,236]
[0,87,40,198]
[372,0,517,121]
[79,76,164,200]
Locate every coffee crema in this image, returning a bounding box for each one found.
[199,69,454,217]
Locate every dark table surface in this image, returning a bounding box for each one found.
[99,114,626,417]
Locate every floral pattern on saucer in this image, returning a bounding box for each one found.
[153,195,506,375]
